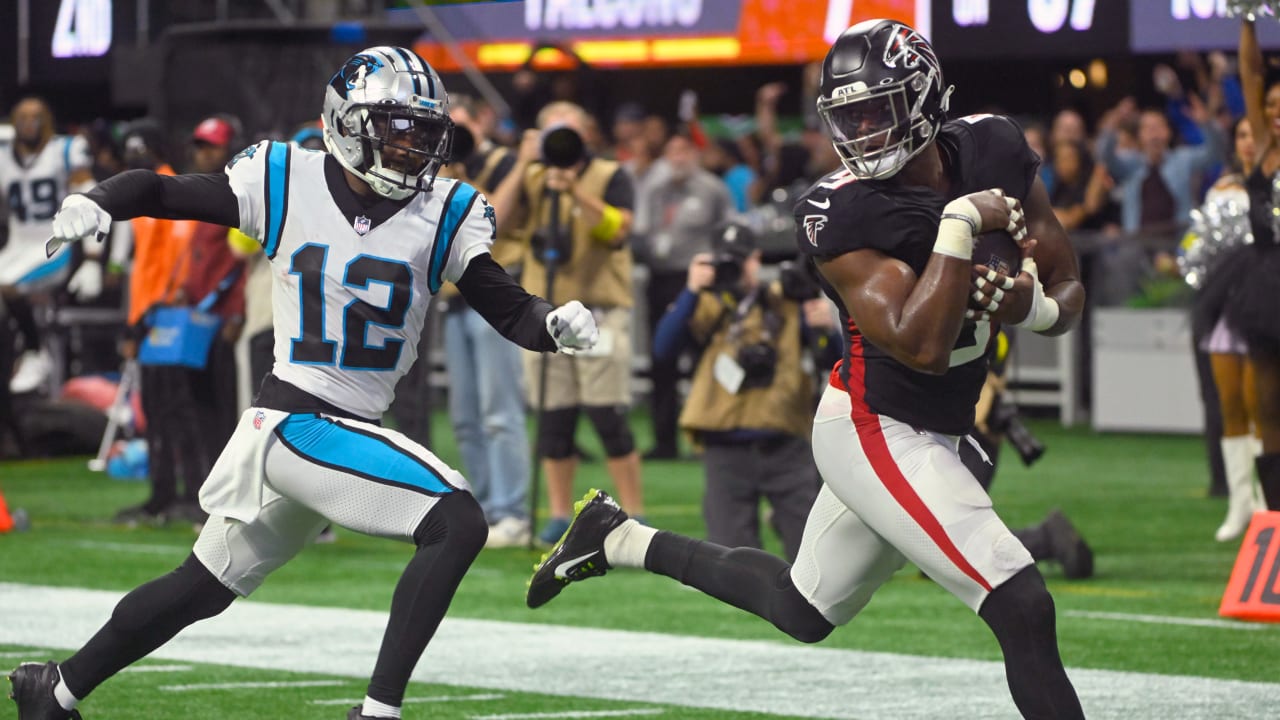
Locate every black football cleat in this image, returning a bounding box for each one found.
[527,489,628,609]
[1043,509,1094,580]
[8,662,81,720]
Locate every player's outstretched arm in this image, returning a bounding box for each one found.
[454,253,561,352]
[86,171,240,225]
[50,171,240,254]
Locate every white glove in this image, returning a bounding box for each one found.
[546,300,598,354]
[48,195,112,258]
[67,259,103,301]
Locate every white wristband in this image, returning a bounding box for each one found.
[934,197,981,260]
[1012,258,1060,332]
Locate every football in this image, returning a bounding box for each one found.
[973,229,1021,278]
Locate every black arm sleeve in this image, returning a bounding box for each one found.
[455,253,558,352]
[85,170,241,227]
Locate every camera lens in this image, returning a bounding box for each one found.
[449,124,475,164]
[712,255,743,291]
[541,126,586,168]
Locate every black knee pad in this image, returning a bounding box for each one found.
[584,405,635,457]
[536,407,578,459]
[413,491,488,557]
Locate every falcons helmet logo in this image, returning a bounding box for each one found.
[882,24,937,71]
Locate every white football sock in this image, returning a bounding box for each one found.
[604,518,657,568]
[362,696,401,719]
[54,666,80,711]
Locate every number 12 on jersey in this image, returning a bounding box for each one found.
[289,243,413,371]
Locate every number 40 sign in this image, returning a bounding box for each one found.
[1220,512,1280,622]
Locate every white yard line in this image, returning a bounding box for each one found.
[311,694,507,706]
[1065,610,1270,630]
[161,680,345,691]
[1,582,1276,720]
[121,664,193,673]
[62,540,188,556]
[470,711,662,720]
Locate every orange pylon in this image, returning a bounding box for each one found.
[0,488,14,533]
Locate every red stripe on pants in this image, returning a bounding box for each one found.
[834,340,993,592]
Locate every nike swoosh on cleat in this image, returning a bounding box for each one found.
[807,197,831,209]
[554,551,599,579]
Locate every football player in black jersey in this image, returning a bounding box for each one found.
[528,19,1085,719]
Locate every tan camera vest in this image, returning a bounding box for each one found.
[679,283,814,442]
[438,146,526,300]
[518,157,633,308]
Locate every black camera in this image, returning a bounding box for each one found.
[541,125,586,168]
[709,221,757,294]
[531,227,573,263]
[988,403,1045,467]
[778,258,822,301]
[449,124,476,166]
[712,253,744,293]
[736,342,778,390]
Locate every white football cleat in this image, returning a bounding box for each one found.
[9,349,52,395]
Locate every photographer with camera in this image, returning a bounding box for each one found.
[433,96,537,549]
[652,222,836,560]
[958,329,1094,579]
[635,133,734,459]
[490,101,645,544]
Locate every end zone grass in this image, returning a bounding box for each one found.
[1,416,1275,718]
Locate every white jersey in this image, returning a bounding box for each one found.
[0,134,91,286]
[225,140,493,419]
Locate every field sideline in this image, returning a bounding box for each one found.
[1,416,1276,718]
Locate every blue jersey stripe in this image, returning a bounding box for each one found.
[63,137,72,174]
[428,182,477,294]
[264,142,291,259]
[276,414,455,495]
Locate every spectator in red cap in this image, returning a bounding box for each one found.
[165,114,247,526]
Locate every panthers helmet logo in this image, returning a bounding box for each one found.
[329,54,385,98]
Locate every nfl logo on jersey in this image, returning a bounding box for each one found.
[353,215,372,236]
[253,410,266,430]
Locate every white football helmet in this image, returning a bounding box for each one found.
[322,46,454,199]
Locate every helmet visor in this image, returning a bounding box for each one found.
[362,108,452,176]
[817,78,932,180]
[822,89,911,151]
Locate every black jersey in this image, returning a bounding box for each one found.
[795,115,1039,435]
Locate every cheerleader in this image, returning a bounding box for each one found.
[1233,17,1280,511]
[1188,116,1264,540]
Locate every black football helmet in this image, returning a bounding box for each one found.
[816,19,953,180]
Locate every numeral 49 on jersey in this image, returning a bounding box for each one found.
[289,243,413,371]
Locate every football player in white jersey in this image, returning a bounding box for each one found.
[0,97,102,394]
[11,47,597,720]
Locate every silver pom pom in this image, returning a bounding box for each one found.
[1226,0,1280,21]
[1179,192,1253,289]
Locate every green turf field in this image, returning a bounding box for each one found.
[1,415,1276,719]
